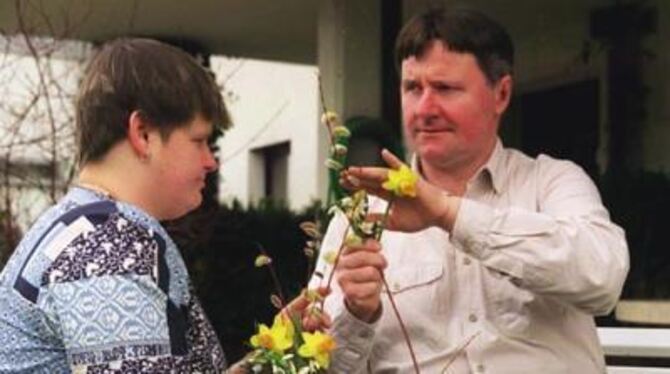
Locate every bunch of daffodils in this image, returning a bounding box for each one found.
[247,313,335,373]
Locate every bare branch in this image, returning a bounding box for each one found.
[16,0,61,202]
[0,0,88,256]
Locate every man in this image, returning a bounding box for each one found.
[312,8,629,373]
[0,38,322,373]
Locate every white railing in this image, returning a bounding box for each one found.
[598,327,670,373]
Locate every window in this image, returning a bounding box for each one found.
[250,142,290,205]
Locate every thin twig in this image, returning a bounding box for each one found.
[440,332,481,373]
[317,73,335,146]
[375,199,420,374]
[255,242,286,308]
[304,217,322,287]
[319,223,351,310]
[16,0,58,203]
[380,275,419,372]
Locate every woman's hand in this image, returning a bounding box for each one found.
[282,287,332,332]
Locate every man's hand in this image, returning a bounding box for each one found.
[336,239,387,322]
[341,149,461,232]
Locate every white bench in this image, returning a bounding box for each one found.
[609,369,670,374]
[598,327,670,373]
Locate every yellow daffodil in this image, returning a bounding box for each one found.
[297,331,336,369]
[250,314,295,354]
[382,165,418,197]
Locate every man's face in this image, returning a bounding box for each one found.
[147,114,218,219]
[401,41,510,172]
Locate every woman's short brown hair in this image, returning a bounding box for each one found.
[75,38,230,165]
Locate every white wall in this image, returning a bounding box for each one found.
[0,37,89,230]
[0,37,87,164]
[212,57,319,210]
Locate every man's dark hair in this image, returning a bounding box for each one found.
[75,38,230,165]
[395,8,514,85]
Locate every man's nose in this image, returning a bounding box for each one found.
[415,89,438,116]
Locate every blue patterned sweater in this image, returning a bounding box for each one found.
[0,187,227,373]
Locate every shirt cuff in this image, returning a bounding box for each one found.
[329,305,378,373]
[450,198,495,260]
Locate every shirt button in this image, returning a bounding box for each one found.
[468,313,478,323]
[463,257,472,265]
[476,363,485,372]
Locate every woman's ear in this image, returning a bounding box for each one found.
[127,110,153,161]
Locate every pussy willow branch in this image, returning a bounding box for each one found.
[315,69,418,372]
[320,224,351,310]
[256,242,286,308]
[319,199,420,374]
[317,73,335,146]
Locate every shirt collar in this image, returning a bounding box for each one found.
[410,137,505,195]
[70,185,166,235]
[480,138,505,195]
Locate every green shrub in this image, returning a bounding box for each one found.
[171,199,325,363]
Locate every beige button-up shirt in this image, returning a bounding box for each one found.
[310,140,629,373]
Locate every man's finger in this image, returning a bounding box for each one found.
[342,239,383,257]
[338,266,384,283]
[341,240,382,255]
[344,166,388,184]
[340,176,392,199]
[339,279,384,301]
[381,149,405,169]
[338,252,387,271]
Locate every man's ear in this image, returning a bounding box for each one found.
[127,110,153,160]
[494,75,513,115]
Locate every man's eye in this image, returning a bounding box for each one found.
[433,83,452,92]
[403,82,421,93]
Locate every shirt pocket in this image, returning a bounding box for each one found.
[374,264,446,358]
[385,264,443,295]
[486,271,534,337]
